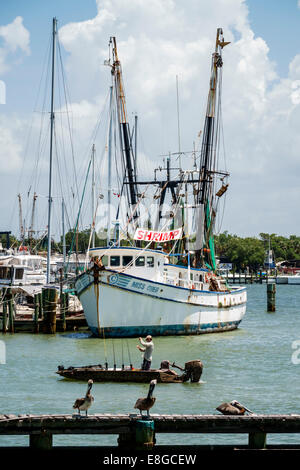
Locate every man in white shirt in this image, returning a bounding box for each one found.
[137,335,154,370]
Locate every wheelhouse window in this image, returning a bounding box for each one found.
[135,256,145,267]
[146,256,154,268]
[101,256,108,267]
[122,256,133,266]
[110,256,120,267]
[0,266,12,279]
[15,268,24,280]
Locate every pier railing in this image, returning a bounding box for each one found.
[1,413,300,451]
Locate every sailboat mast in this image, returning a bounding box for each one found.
[91,143,96,248]
[62,198,66,270]
[47,17,57,283]
[107,86,113,246]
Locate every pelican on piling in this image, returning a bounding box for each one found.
[134,379,157,418]
[73,379,94,417]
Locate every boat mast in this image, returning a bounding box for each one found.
[109,37,139,220]
[195,28,230,269]
[46,17,57,283]
[18,193,24,245]
[29,192,37,251]
[62,198,66,271]
[107,86,113,246]
[91,143,96,248]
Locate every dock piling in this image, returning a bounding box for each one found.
[34,294,40,333]
[7,288,14,333]
[267,283,276,312]
[2,290,7,333]
[248,432,267,449]
[29,432,53,450]
[118,418,155,450]
[42,287,58,334]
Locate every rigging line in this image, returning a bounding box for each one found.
[12,34,52,211]
[57,39,81,213]
[118,171,185,272]
[65,156,92,273]
[76,88,111,185]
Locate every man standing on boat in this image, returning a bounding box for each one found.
[137,335,154,370]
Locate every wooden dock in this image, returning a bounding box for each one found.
[1,413,300,453]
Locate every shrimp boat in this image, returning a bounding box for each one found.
[74,30,247,338]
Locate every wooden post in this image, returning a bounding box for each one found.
[30,432,53,449]
[135,419,155,448]
[38,292,43,318]
[42,287,58,334]
[248,432,267,449]
[60,292,66,332]
[2,290,7,334]
[267,283,276,312]
[118,419,155,450]
[34,294,39,333]
[7,288,14,333]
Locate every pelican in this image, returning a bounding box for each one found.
[134,379,157,418]
[73,379,94,417]
[216,400,253,415]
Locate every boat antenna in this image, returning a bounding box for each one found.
[47,17,57,283]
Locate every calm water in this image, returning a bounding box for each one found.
[1,283,300,447]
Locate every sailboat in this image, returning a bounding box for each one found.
[74,29,247,338]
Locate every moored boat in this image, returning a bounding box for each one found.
[74,29,247,338]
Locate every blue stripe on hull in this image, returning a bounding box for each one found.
[89,320,241,338]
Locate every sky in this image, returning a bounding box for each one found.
[1,0,300,241]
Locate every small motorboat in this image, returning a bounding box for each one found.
[56,359,203,384]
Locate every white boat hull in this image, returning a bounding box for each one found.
[75,269,247,337]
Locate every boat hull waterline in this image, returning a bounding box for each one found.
[75,269,247,338]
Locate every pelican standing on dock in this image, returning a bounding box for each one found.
[134,379,157,417]
[216,400,253,415]
[73,379,94,417]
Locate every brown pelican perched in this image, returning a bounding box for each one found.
[216,400,253,415]
[73,379,94,417]
[134,379,157,418]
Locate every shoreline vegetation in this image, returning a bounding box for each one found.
[2,231,299,272]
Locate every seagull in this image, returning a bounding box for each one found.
[216,400,253,415]
[73,379,94,417]
[134,379,157,418]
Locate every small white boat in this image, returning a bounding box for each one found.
[0,254,46,287]
[276,272,300,285]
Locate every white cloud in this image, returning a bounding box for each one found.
[0,16,30,74]
[2,1,300,237]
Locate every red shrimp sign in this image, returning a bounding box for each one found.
[134,228,182,242]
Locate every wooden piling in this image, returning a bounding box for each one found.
[118,419,155,450]
[7,288,14,333]
[248,432,267,449]
[267,283,276,312]
[2,290,7,334]
[38,292,43,318]
[60,292,67,332]
[34,294,40,333]
[42,287,58,334]
[30,432,53,450]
